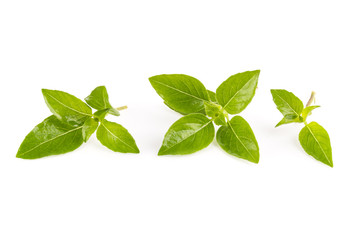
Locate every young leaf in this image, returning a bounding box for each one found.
[82,118,99,142]
[216,70,260,114]
[299,122,333,167]
[85,86,120,116]
[42,89,92,127]
[149,74,209,115]
[97,119,139,153]
[216,116,259,163]
[94,108,111,121]
[207,90,218,103]
[270,89,304,127]
[158,113,215,155]
[16,115,83,159]
[302,105,320,120]
[204,101,227,126]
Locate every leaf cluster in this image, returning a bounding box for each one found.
[271,90,333,167]
[16,86,139,159]
[149,70,261,163]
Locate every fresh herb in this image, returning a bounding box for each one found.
[149,70,260,163]
[271,90,333,167]
[16,86,139,159]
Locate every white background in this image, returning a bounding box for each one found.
[1,0,359,239]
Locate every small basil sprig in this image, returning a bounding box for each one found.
[149,70,261,163]
[16,86,139,159]
[271,90,333,167]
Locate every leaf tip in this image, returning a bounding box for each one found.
[326,160,334,168]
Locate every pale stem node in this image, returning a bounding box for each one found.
[306,91,316,107]
[116,106,128,111]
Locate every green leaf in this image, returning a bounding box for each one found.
[16,115,83,159]
[82,118,99,142]
[216,70,260,114]
[207,90,218,103]
[270,89,304,127]
[163,101,188,115]
[302,105,320,120]
[85,86,120,116]
[149,74,209,115]
[42,89,92,127]
[216,116,259,163]
[94,108,111,121]
[96,119,139,153]
[158,113,215,155]
[299,122,333,167]
[204,101,227,126]
[275,116,303,127]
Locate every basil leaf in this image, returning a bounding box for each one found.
[94,108,111,121]
[302,105,320,121]
[82,118,99,142]
[216,116,259,163]
[16,115,83,159]
[207,90,218,103]
[85,86,120,116]
[216,70,260,114]
[204,101,227,126]
[299,122,333,167]
[42,89,92,126]
[164,101,188,115]
[149,74,209,115]
[96,119,139,153]
[158,113,215,155]
[270,89,304,127]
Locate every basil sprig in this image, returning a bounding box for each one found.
[16,86,139,159]
[271,90,333,167]
[149,70,261,163]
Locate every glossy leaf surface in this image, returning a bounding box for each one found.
[16,115,83,159]
[85,86,120,116]
[302,105,320,121]
[216,70,260,114]
[158,113,215,155]
[271,89,304,127]
[299,122,333,167]
[216,116,259,163]
[97,119,139,153]
[82,118,99,142]
[42,89,92,126]
[149,74,209,114]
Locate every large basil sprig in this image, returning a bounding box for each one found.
[16,86,139,159]
[271,90,333,167]
[149,70,261,163]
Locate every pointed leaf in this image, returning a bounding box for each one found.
[82,118,99,142]
[302,105,320,120]
[299,122,333,167]
[149,74,209,114]
[96,119,139,153]
[158,113,215,155]
[216,70,260,114]
[42,89,92,126]
[85,86,120,116]
[270,89,304,127]
[16,115,83,159]
[216,116,259,163]
[275,115,303,127]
